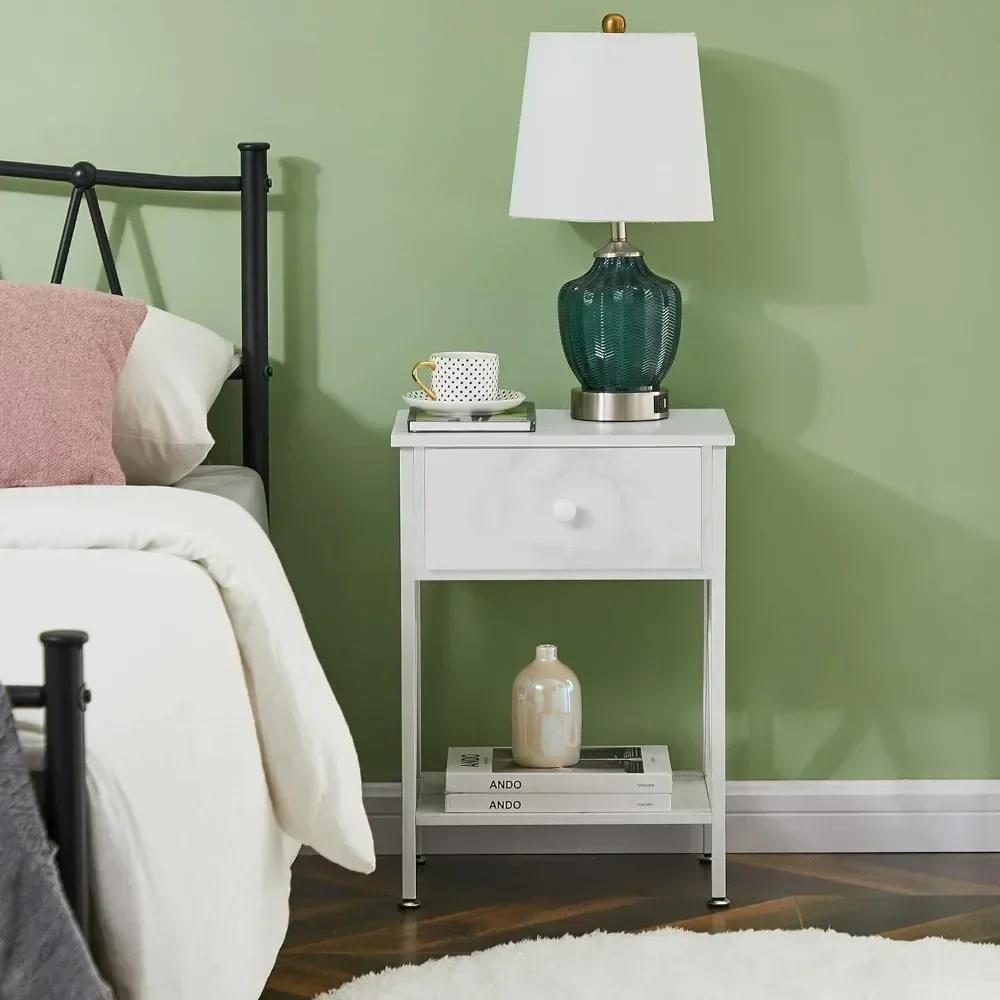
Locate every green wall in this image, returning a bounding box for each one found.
[3,1,999,781]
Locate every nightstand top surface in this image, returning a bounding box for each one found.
[391,408,733,448]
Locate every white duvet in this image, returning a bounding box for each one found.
[0,486,375,1000]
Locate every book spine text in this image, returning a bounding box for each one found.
[445,793,672,813]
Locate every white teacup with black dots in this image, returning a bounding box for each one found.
[410,352,500,403]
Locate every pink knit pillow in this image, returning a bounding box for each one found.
[0,280,148,486]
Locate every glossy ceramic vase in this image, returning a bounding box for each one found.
[511,644,582,768]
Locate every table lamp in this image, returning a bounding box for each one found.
[509,14,713,421]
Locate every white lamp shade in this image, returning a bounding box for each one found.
[509,32,713,223]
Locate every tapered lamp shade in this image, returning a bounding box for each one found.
[509,32,713,223]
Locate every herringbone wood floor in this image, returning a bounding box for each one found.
[262,853,1000,998]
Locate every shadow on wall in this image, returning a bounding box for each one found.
[569,50,869,305]
[558,51,1000,779]
[95,161,401,774]
[0,176,183,301]
[730,438,1000,780]
[268,158,398,774]
[0,164,400,776]
[671,50,869,305]
[677,53,1000,778]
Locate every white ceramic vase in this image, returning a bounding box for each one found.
[511,644,582,768]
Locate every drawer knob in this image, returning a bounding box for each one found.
[552,499,578,524]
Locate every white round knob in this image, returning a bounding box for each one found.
[552,499,578,524]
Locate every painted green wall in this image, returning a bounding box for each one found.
[3,2,998,780]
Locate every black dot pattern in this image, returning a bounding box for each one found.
[431,355,499,402]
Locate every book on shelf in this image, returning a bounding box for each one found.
[407,402,536,432]
[445,745,672,795]
[444,792,672,813]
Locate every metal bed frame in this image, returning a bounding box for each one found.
[0,142,272,936]
[8,633,92,937]
[0,141,272,500]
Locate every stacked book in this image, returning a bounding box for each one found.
[407,402,536,433]
[444,745,672,813]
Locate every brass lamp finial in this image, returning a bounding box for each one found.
[602,12,626,33]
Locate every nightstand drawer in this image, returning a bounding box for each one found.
[423,447,702,572]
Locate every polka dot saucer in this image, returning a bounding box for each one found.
[402,389,525,415]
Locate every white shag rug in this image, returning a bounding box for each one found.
[317,927,1000,998]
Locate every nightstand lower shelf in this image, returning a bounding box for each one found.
[416,772,712,826]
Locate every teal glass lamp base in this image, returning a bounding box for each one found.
[557,226,681,422]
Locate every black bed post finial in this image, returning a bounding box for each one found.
[239,141,271,506]
[40,629,90,939]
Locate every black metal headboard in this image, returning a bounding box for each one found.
[0,141,272,503]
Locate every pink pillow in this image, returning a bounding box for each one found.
[0,280,148,486]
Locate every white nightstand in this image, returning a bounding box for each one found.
[391,408,735,908]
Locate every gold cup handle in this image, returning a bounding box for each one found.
[411,360,437,400]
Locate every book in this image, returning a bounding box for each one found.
[407,402,536,432]
[445,745,672,795]
[445,791,671,813]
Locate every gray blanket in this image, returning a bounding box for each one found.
[0,684,111,1000]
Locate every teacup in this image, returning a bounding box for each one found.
[410,352,500,402]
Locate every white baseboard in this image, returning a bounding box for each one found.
[363,779,1000,854]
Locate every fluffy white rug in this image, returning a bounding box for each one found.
[317,927,1000,998]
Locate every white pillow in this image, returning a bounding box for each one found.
[113,306,236,485]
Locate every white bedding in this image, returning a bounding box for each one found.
[172,464,269,533]
[0,486,375,1000]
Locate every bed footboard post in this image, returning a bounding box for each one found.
[41,629,90,939]
[239,141,271,506]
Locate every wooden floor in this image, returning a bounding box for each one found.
[262,852,1000,998]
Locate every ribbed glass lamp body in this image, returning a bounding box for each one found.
[557,256,682,392]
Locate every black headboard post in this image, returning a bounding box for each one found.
[239,142,271,503]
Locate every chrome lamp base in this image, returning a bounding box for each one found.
[570,388,669,422]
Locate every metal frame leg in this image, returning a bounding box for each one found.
[41,630,91,937]
[707,447,729,909]
[415,579,425,868]
[700,579,712,865]
[400,575,420,909]
[399,450,421,909]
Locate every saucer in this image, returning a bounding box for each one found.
[403,389,525,415]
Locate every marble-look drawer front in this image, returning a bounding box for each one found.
[422,447,702,572]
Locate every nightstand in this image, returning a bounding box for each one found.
[391,408,735,908]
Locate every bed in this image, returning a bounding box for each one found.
[0,145,374,1000]
[174,464,269,533]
